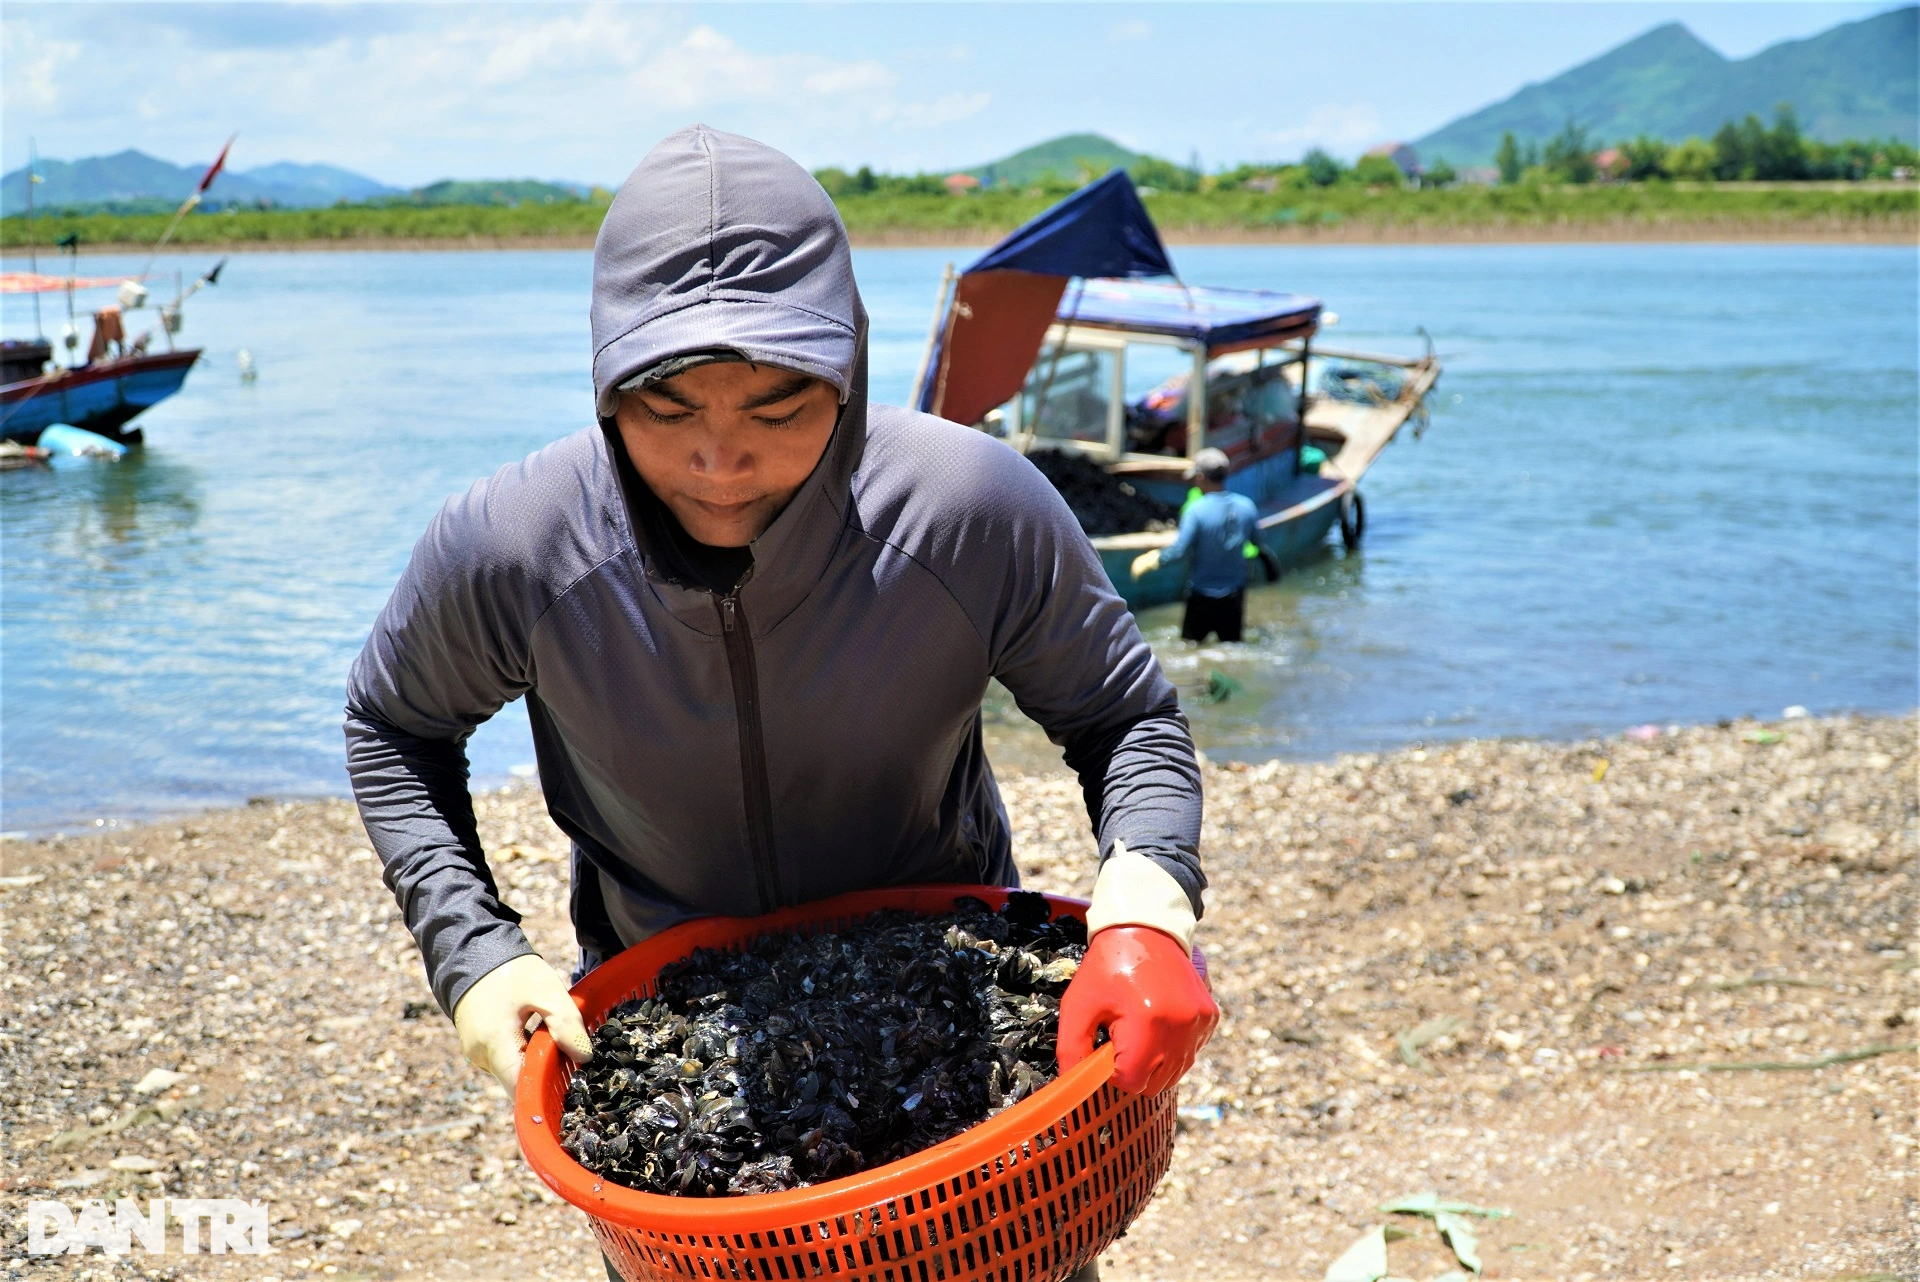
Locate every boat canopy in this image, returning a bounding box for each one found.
[918,171,1175,427]
[965,170,1174,279]
[916,170,1324,426]
[1059,279,1320,353]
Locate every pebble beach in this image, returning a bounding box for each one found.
[1,713,1913,1280]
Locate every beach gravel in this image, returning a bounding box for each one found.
[0,714,1911,1279]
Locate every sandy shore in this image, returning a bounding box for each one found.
[7,218,1915,259]
[0,713,1912,1279]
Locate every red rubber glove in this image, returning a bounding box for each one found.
[1058,925,1218,1096]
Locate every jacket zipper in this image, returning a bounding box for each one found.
[716,582,781,914]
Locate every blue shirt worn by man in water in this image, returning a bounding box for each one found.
[1164,489,1259,598]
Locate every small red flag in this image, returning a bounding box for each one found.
[197,135,236,195]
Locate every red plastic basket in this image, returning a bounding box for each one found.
[516,885,1179,1282]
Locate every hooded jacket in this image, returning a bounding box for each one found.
[344,126,1204,1017]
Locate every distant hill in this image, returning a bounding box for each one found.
[381,179,586,207]
[240,162,394,203]
[0,151,599,216]
[1417,6,1919,167]
[965,133,1151,187]
[0,149,401,215]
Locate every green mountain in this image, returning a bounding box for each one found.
[0,151,596,216]
[0,149,398,215]
[384,179,585,207]
[1416,5,1919,167]
[965,133,1150,187]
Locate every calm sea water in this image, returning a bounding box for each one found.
[2,244,1914,832]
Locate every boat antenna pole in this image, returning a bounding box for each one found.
[140,134,234,280]
[59,232,79,368]
[908,262,956,411]
[26,138,44,340]
[1022,276,1086,453]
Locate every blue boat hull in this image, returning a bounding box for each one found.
[0,349,200,444]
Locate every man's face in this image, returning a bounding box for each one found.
[613,361,840,547]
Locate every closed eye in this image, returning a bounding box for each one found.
[753,406,807,428]
[637,399,693,425]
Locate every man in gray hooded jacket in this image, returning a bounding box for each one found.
[344,126,1216,1134]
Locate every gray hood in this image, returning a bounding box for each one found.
[591,125,858,416]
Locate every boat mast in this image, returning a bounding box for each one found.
[26,138,43,341]
[60,234,79,369]
[907,262,956,411]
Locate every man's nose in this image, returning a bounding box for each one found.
[691,433,753,477]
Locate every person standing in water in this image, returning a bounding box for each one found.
[1131,447,1259,642]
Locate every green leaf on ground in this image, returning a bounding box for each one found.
[1435,1210,1482,1275]
[1202,670,1246,705]
[1324,1224,1390,1282]
[1395,1016,1465,1069]
[1378,1191,1512,1219]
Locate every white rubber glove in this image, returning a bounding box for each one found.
[1084,841,1197,950]
[1129,549,1163,580]
[452,954,593,1091]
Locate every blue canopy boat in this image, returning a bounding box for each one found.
[912,172,1440,609]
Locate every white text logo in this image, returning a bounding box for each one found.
[26,1198,271,1255]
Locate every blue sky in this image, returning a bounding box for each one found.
[1,2,1901,186]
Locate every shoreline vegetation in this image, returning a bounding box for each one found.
[5,183,1915,255]
[10,106,1915,254]
[1,713,1912,1277]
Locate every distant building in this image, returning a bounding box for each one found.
[1363,143,1422,180]
[1456,166,1501,186]
[943,173,981,196]
[1594,148,1630,181]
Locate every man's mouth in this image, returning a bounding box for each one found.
[688,495,759,516]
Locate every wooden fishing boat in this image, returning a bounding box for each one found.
[1,338,201,445]
[3,139,232,447]
[0,264,221,446]
[912,172,1440,610]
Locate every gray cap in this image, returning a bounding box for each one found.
[1189,447,1231,483]
[591,126,858,419]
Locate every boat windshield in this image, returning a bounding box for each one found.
[994,334,1310,461]
[1126,350,1302,458]
[1017,343,1118,447]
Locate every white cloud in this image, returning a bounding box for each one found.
[1260,104,1387,158]
[630,26,900,112]
[1110,20,1153,42]
[877,91,991,130]
[802,60,897,97]
[473,4,638,88]
[633,25,788,111]
[0,20,83,117]
[0,5,969,183]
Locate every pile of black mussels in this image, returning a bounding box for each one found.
[1024,448,1180,537]
[559,893,1086,1197]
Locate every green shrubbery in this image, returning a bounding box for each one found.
[1479,106,1918,186]
[5,113,1913,253]
[5,180,1911,251]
